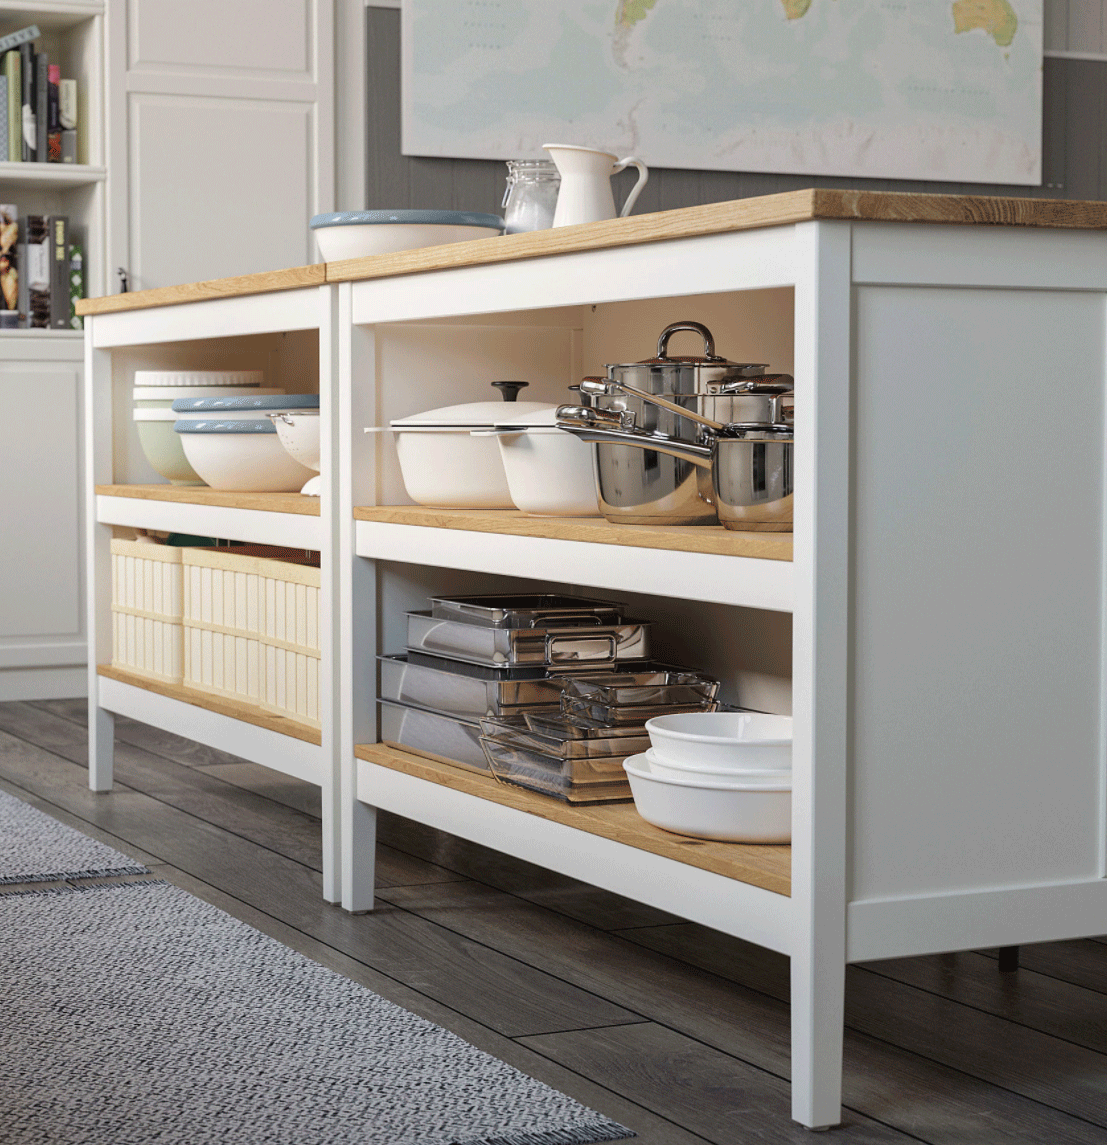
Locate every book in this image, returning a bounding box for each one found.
[46,63,58,161]
[0,76,8,162]
[35,52,46,163]
[25,213,48,327]
[48,214,67,327]
[59,78,75,163]
[0,204,17,327]
[19,42,33,162]
[4,51,19,163]
[68,242,82,329]
[0,26,39,56]
[16,239,25,324]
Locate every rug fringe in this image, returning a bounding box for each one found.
[0,878,168,898]
[454,1121,636,1145]
[0,863,150,885]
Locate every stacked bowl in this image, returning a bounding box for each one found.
[624,712,793,842]
[132,370,277,485]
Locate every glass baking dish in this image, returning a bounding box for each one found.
[560,694,717,725]
[481,715,649,760]
[429,593,623,629]
[478,733,634,805]
[378,700,488,773]
[406,611,651,668]
[379,653,563,720]
[556,667,720,708]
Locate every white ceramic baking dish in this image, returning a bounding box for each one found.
[483,407,602,516]
[382,397,554,509]
[310,210,504,261]
[624,753,791,843]
[645,711,792,771]
[642,747,792,784]
[175,420,315,492]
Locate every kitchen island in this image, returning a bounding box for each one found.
[79,188,1107,1129]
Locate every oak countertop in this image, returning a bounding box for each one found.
[76,188,1107,317]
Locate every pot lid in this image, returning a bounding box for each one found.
[174,419,277,434]
[392,400,552,429]
[606,321,770,372]
[491,405,563,429]
[172,394,320,412]
[310,210,504,230]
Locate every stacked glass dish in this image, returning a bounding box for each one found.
[378,594,652,773]
[479,667,721,804]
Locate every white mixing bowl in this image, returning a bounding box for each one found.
[645,711,792,771]
[175,420,315,492]
[310,210,504,261]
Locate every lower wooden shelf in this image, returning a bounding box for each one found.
[355,742,791,896]
[97,664,322,746]
[96,484,321,516]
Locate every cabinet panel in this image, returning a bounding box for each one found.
[850,285,1106,900]
[128,94,314,288]
[129,0,311,76]
[0,364,81,640]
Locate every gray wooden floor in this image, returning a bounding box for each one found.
[2,699,1106,1144]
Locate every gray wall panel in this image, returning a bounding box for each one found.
[366,8,1101,215]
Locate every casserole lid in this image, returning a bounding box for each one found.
[392,400,551,429]
[490,405,565,429]
[172,394,319,412]
[310,210,504,230]
[174,419,277,434]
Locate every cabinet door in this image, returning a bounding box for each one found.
[0,361,83,690]
[108,0,335,291]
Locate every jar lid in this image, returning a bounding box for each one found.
[172,394,319,412]
[392,400,552,429]
[310,210,504,230]
[174,419,277,434]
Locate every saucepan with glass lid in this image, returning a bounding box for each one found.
[558,376,793,533]
[577,321,792,525]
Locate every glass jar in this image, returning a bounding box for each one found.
[502,160,561,234]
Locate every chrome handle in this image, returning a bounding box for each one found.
[656,321,719,361]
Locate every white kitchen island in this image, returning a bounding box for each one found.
[81,189,1107,1129]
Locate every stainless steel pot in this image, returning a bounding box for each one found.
[557,396,793,533]
[581,321,792,525]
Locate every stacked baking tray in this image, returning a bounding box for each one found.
[378,594,652,773]
[480,668,721,804]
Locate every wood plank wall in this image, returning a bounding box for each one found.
[365,2,1107,212]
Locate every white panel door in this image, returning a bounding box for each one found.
[0,363,82,655]
[111,0,335,292]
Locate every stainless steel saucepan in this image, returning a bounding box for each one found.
[557,385,793,533]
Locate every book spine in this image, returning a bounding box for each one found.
[46,63,58,161]
[0,205,18,327]
[16,240,26,326]
[34,52,46,163]
[19,42,33,162]
[48,215,67,328]
[59,78,76,163]
[0,76,8,163]
[5,51,20,163]
[25,214,48,328]
[68,243,83,330]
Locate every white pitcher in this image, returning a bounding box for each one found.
[543,144,649,227]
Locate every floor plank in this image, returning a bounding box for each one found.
[979,940,1107,998]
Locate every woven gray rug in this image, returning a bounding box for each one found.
[0,880,633,1145]
[0,787,149,884]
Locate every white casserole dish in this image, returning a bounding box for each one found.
[485,407,602,517]
[175,420,315,492]
[384,398,553,509]
[624,753,791,843]
[646,711,793,771]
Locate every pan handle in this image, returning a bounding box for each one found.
[556,405,713,468]
[598,376,728,433]
[657,321,720,360]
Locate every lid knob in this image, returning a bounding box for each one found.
[657,321,720,361]
[492,380,530,402]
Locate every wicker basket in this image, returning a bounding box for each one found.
[110,539,185,683]
[182,547,321,727]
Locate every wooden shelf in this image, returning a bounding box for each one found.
[356,742,791,896]
[352,506,793,562]
[96,484,321,517]
[97,665,321,746]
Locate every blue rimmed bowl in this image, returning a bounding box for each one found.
[174,419,315,492]
[310,210,504,261]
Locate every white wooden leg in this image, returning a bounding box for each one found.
[791,947,845,1128]
[342,798,377,913]
[88,701,114,792]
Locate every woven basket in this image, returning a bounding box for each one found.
[110,539,185,684]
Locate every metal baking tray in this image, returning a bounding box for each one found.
[556,667,719,708]
[561,694,717,725]
[429,593,623,629]
[479,735,634,805]
[482,715,649,760]
[406,611,651,668]
[378,700,488,773]
[379,653,563,720]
